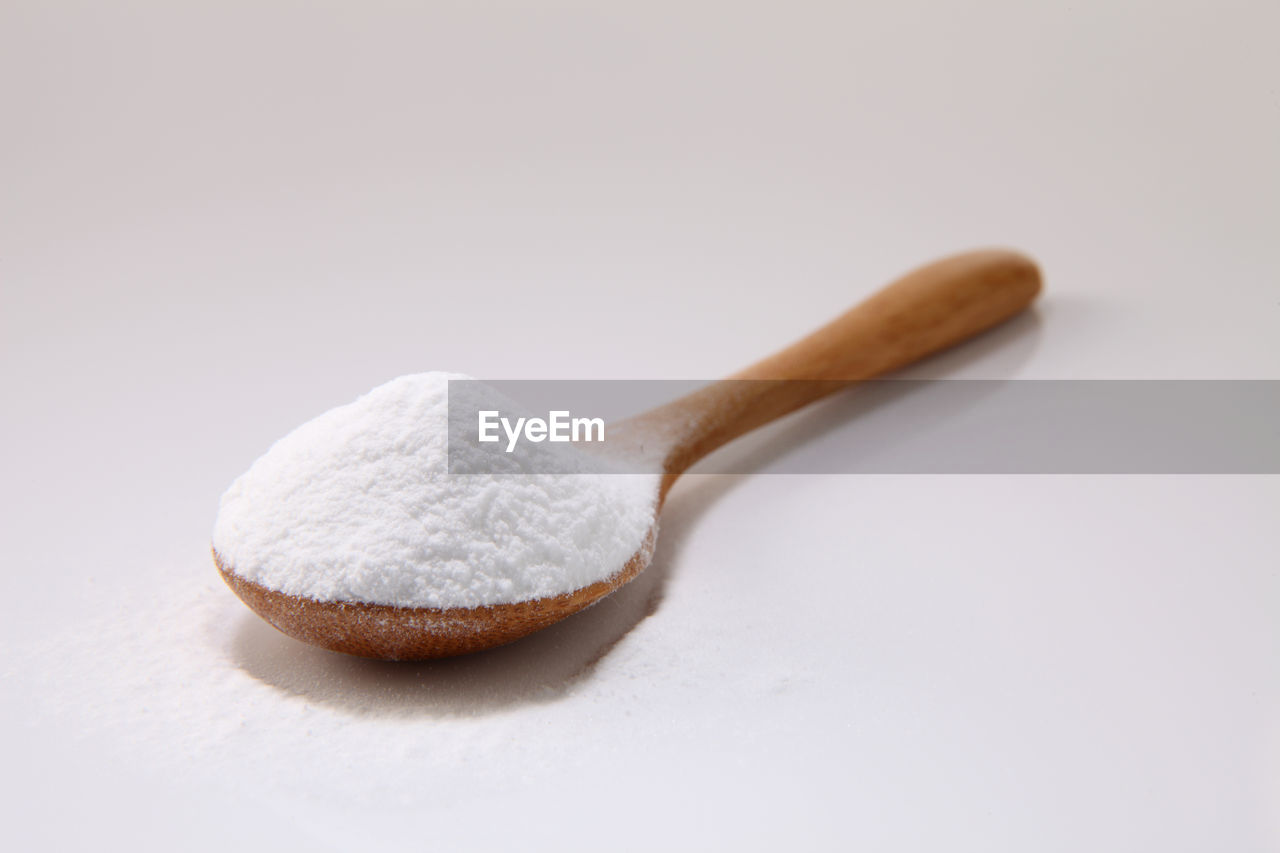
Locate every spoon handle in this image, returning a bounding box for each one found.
[632,249,1042,491]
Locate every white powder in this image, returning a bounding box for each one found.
[213,372,659,609]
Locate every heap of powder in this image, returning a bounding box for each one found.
[213,372,659,609]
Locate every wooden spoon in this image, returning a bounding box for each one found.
[216,248,1041,659]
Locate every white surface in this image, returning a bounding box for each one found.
[1,1,1277,850]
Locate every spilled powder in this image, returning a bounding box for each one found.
[213,372,659,608]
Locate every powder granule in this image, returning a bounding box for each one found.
[213,372,659,609]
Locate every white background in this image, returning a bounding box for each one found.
[2,1,1277,850]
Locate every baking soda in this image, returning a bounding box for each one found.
[213,372,659,609]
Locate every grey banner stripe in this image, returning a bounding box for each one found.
[447,380,1280,474]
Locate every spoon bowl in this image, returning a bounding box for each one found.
[215,526,656,659]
